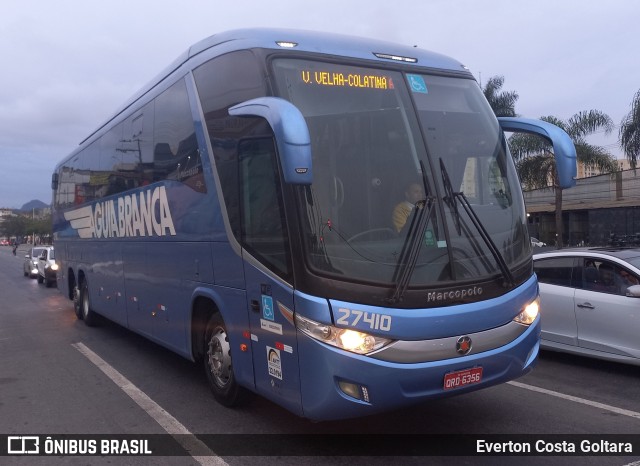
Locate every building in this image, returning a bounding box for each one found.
[576,158,632,179]
[525,167,640,247]
[0,208,14,219]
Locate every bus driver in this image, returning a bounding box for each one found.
[392,182,425,232]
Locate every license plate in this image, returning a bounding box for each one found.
[443,367,483,390]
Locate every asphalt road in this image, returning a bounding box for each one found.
[0,245,639,465]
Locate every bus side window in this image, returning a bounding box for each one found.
[193,50,266,242]
[153,79,206,192]
[239,138,292,280]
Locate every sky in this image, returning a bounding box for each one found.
[1,0,638,208]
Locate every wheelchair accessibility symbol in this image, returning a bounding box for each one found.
[262,295,274,321]
[407,74,428,94]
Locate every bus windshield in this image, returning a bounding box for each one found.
[272,58,530,290]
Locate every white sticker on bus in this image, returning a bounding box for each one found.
[261,319,283,335]
[266,347,283,380]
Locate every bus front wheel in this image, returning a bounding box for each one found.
[203,314,247,407]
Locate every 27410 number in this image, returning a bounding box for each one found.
[336,308,392,332]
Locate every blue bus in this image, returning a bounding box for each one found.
[51,28,576,420]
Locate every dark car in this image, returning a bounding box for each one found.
[23,246,48,278]
[36,246,58,288]
[533,247,640,366]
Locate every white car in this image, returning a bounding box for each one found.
[36,246,58,288]
[533,248,640,366]
[530,237,546,247]
[23,246,47,278]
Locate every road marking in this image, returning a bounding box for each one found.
[508,380,640,420]
[72,342,227,465]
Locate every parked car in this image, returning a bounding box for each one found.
[23,246,48,278]
[36,246,58,288]
[533,247,640,366]
[530,237,546,247]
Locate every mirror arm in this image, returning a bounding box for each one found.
[229,97,313,184]
[498,117,577,189]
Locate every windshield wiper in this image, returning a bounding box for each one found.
[387,161,435,305]
[439,159,514,288]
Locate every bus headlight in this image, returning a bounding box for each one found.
[295,314,393,355]
[513,296,539,326]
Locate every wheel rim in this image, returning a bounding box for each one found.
[206,327,232,388]
[82,289,90,319]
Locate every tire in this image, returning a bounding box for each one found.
[37,274,44,284]
[79,280,99,327]
[203,314,248,407]
[73,284,83,320]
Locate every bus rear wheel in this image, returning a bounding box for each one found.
[203,314,247,407]
[79,280,99,327]
[73,284,83,320]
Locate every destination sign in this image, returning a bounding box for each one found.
[301,70,394,90]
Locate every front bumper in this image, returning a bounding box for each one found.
[297,315,540,421]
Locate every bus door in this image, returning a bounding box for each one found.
[239,138,303,416]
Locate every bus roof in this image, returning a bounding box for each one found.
[74,28,472,150]
[190,28,469,71]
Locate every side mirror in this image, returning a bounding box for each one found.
[229,97,313,185]
[498,117,577,189]
[625,285,640,298]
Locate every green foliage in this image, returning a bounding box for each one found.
[482,75,519,117]
[509,110,617,190]
[481,72,618,249]
[0,215,27,237]
[508,110,616,248]
[620,89,640,168]
[0,213,52,240]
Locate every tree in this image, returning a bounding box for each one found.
[0,213,52,244]
[620,89,640,168]
[509,110,617,248]
[482,75,519,117]
[0,214,27,239]
[27,214,53,243]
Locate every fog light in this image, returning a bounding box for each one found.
[338,381,370,403]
